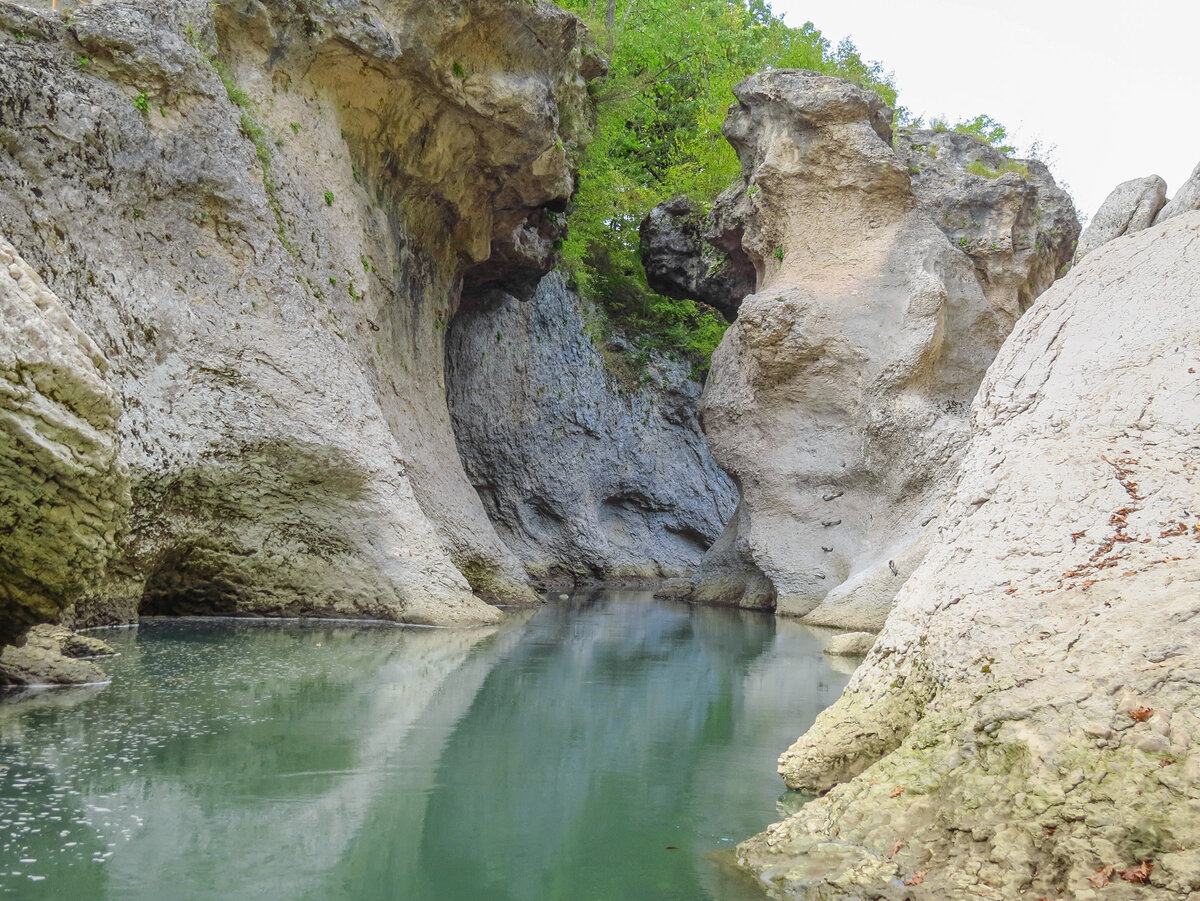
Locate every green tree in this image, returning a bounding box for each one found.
[556,0,898,378]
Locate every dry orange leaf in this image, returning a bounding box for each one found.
[1119,861,1153,883]
[903,869,928,886]
[1130,707,1153,723]
[887,839,904,859]
[1088,864,1115,888]
[889,784,905,798]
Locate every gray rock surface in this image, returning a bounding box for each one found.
[0,235,129,646]
[447,273,737,584]
[1074,175,1167,263]
[0,0,597,626]
[896,129,1079,314]
[639,196,756,320]
[739,210,1200,901]
[693,70,1075,628]
[1155,160,1200,224]
[0,624,114,685]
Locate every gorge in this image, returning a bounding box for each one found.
[2,0,1199,898]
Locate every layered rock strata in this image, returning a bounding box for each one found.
[0,0,597,626]
[0,235,129,646]
[447,273,737,585]
[740,211,1200,901]
[689,70,1076,628]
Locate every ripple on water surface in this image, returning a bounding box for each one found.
[0,593,853,900]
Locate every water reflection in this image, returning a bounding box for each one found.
[0,594,850,900]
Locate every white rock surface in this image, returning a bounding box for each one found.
[1074,174,1167,263]
[739,210,1200,901]
[1155,159,1200,224]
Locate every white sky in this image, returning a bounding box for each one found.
[770,0,1200,222]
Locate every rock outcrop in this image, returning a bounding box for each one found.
[0,623,115,686]
[0,235,129,646]
[0,0,597,626]
[1075,175,1167,263]
[1155,160,1200,225]
[447,273,737,585]
[639,196,755,320]
[689,70,1077,627]
[739,210,1200,901]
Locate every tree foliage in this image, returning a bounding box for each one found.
[554,0,898,378]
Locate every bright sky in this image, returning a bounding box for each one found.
[771,0,1200,222]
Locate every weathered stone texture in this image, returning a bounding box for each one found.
[1074,175,1167,263]
[1155,160,1200,225]
[447,273,737,585]
[0,235,129,646]
[691,71,1075,628]
[739,211,1200,901]
[0,0,598,626]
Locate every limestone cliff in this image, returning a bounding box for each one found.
[0,0,597,625]
[446,273,737,585]
[687,71,1077,628]
[739,211,1200,901]
[0,235,129,645]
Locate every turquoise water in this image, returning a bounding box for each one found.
[0,591,852,900]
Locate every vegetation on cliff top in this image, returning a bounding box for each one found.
[556,0,1017,381]
[555,0,899,379]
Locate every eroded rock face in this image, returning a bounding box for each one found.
[1075,175,1167,263]
[0,624,115,686]
[693,70,1075,626]
[639,196,755,320]
[896,129,1078,313]
[447,273,737,585]
[0,0,596,625]
[739,211,1200,901]
[0,236,129,646]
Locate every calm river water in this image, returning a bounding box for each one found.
[0,591,853,900]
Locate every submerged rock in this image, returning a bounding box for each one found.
[739,210,1200,901]
[691,70,1075,627]
[0,235,129,646]
[447,273,737,585]
[0,0,598,626]
[822,632,874,657]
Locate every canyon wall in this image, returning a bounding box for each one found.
[739,209,1200,901]
[0,0,598,626]
[447,272,737,586]
[678,71,1077,628]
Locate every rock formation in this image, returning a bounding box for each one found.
[0,0,598,626]
[447,273,737,585]
[1075,175,1167,263]
[639,196,756,321]
[0,235,129,646]
[739,210,1200,901]
[1156,160,1200,224]
[0,623,116,686]
[688,70,1077,628]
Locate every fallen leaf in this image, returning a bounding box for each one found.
[1160,758,1176,768]
[1119,861,1153,883]
[1130,707,1153,723]
[889,784,905,798]
[887,839,904,859]
[665,846,679,851]
[1071,530,1087,543]
[1088,864,1115,888]
[903,869,928,886]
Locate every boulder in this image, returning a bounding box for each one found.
[639,196,756,320]
[0,624,113,686]
[1155,160,1200,224]
[693,70,1075,628]
[1074,175,1167,263]
[739,210,1200,901]
[823,632,874,657]
[0,234,129,646]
